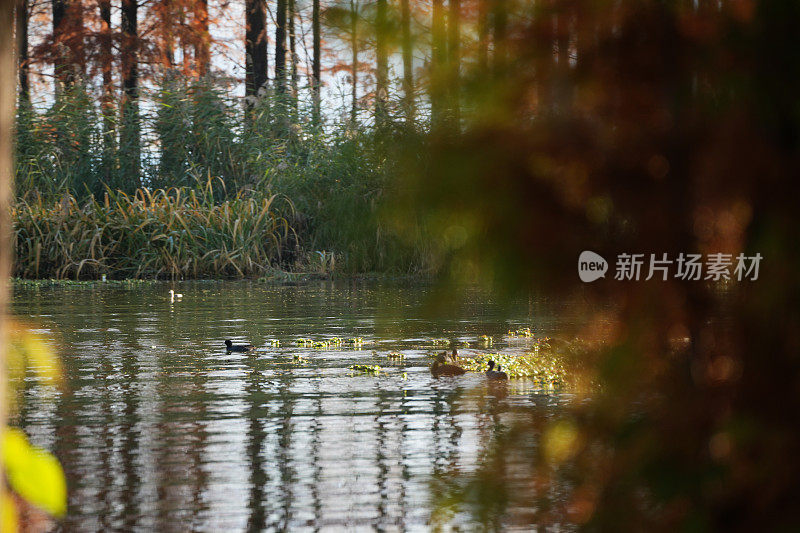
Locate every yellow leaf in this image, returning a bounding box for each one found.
[2,429,67,518]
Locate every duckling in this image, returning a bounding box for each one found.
[485,360,509,380]
[225,339,255,353]
[169,289,183,302]
[431,352,466,378]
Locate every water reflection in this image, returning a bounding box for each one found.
[12,282,576,530]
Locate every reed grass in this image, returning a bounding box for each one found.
[14,75,436,276]
[13,179,294,279]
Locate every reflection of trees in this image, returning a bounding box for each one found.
[154,350,211,524]
[11,283,564,529]
[96,327,117,530]
[396,379,410,531]
[245,362,268,532]
[119,321,142,531]
[311,375,323,531]
[375,382,390,527]
[271,368,296,530]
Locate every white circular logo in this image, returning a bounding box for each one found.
[578,251,608,282]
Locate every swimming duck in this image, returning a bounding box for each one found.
[169,289,183,302]
[431,351,466,378]
[485,360,509,380]
[225,339,255,353]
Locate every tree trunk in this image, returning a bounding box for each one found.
[349,0,358,126]
[288,0,298,103]
[430,0,446,129]
[312,0,321,124]
[52,0,84,87]
[52,0,66,87]
[156,0,174,68]
[176,6,190,74]
[194,0,210,76]
[400,0,413,125]
[375,0,387,127]
[0,0,13,484]
[15,0,28,102]
[491,0,507,74]
[245,0,268,100]
[554,10,570,111]
[121,0,140,188]
[447,0,460,126]
[477,0,488,71]
[99,0,115,182]
[275,0,287,94]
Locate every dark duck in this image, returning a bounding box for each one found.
[225,339,255,353]
[485,360,509,380]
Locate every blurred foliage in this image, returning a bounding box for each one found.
[4,320,68,529]
[404,0,800,529]
[2,429,67,519]
[5,320,63,413]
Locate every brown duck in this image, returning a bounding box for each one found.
[431,349,466,378]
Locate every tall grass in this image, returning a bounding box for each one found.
[13,180,294,279]
[14,74,435,276]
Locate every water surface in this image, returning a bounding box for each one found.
[12,281,575,531]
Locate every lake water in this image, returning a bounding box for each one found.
[11,281,576,531]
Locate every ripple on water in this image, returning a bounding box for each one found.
[12,282,573,530]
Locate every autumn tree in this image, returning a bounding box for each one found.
[193,0,210,75]
[51,0,85,87]
[98,0,114,181]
